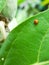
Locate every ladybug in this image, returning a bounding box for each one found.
[34,19,38,25]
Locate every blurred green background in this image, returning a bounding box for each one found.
[16,0,49,24]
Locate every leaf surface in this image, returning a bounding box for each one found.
[0,10,49,65]
[18,0,25,5]
[0,0,6,12]
[2,0,17,19]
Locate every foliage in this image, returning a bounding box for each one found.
[0,0,49,65]
[3,0,17,20]
[0,9,49,65]
[18,0,25,5]
[0,0,6,12]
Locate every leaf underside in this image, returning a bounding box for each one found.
[0,9,49,65]
[0,0,6,12]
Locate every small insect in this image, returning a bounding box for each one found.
[34,19,38,25]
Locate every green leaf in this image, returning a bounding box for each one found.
[0,9,49,65]
[2,0,17,20]
[16,10,28,24]
[0,0,6,12]
[18,0,25,5]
